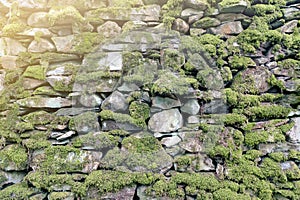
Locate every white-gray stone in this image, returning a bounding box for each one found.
[152,96,181,110]
[28,38,56,53]
[209,21,243,35]
[27,12,50,27]
[148,109,183,133]
[0,38,27,56]
[17,97,73,108]
[79,94,102,107]
[161,136,182,147]
[218,0,248,13]
[287,118,300,143]
[181,99,200,115]
[97,21,122,38]
[101,91,128,111]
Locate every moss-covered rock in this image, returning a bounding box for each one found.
[0,144,28,171]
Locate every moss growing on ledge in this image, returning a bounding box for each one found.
[242,105,291,121]
[100,110,146,129]
[73,32,105,54]
[228,55,256,70]
[48,6,84,26]
[0,183,37,199]
[23,65,46,81]
[0,144,28,170]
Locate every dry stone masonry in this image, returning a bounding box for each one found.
[0,0,299,199]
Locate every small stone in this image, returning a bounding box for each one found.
[17,0,47,10]
[172,18,189,34]
[51,35,75,53]
[0,56,18,69]
[148,109,183,132]
[209,21,243,35]
[161,136,182,147]
[0,38,26,56]
[181,8,204,18]
[19,28,54,37]
[28,38,56,53]
[190,28,206,36]
[118,82,140,92]
[280,20,298,33]
[46,75,73,92]
[79,94,102,107]
[100,186,137,200]
[203,99,228,114]
[287,117,300,143]
[218,0,248,13]
[187,116,200,124]
[192,17,221,28]
[23,77,46,90]
[216,13,249,22]
[17,97,73,108]
[101,91,128,112]
[179,131,202,152]
[97,21,122,38]
[181,99,200,115]
[27,12,50,27]
[184,0,208,10]
[152,96,181,110]
[57,131,76,141]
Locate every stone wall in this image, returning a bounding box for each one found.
[0,0,299,199]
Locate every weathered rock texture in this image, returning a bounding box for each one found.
[0,0,299,199]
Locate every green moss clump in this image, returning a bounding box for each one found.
[73,32,105,54]
[75,70,121,83]
[0,144,28,170]
[228,56,256,70]
[237,29,266,53]
[48,6,84,26]
[23,65,46,80]
[129,101,150,120]
[161,0,184,29]
[122,135,161,153]
[122,51,143,72]
[162,49,185,72]
[0,183,37,199]
[100,110,146,129]
[213,188,251,200]
[267,74,285,90]
[261,158,287,183]
[222,113,248,127]
[269,152,286,162]
[2,22,27,36]
[22,111,54,125]
[231,73,259,94]
[242,105,291,121]
[73,132,119,150]
[244,150,262,161]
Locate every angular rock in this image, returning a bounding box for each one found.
[187,116,200,124]
[216,13,249,22]
[28,38,56,53]
[27,12,50,27]
[17,0,47,10]
[100,186,137,200]
[181,99,200,115]
[56,107,96,116]
[17,97,73,108]
[97,21,122,38]
[57,131,76,141]
[285,79,300,92]
[0,171,25,188]
[161,136,182,147]
[72,112,100,133]
[280,20,298,33]
[19,28,54,37]
[287,118,300,143]
[0,38,27,56]
[184,0,208,10]
[23,77,46,90]
[0,70,5,93]
[152,96,181,110]
[209,21,243,35]
[79,94,102,107]
[46,75,74,92]
[0,56,18,69]
[172,18,189,34]
[181,8,204,19]
[218,0,248,13]
[179,131,203,152]
[192,17,221,28]
[203,99,228,114]
[101,91,128,112]
[283,7,300,20]
[51,35,75,53]
[149,109,183,133]
[118,82,140,92]
[85,5,161,22]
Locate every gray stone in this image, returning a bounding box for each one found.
[85,5,161,22]
[283,7,300,20]
[56,107,96,116]
[100,186,137,200]
[27,12,50,27]
[148,109,183,132]
[187,116,200,124]
[23,78,46,90]
[46,62,80,76]
[285,79,300,92]
[0,171,25,187]
[184,0,208,10]
[79,94,102,107]
[218,0,248,13]
[258,144,276,155]
[192,17,221,28]
[203,99,228,114]
[181,99,200,115]
[51,35,75,53]
[192,155,215,171]
[179,131,203,152]
[18,28,55,37]
[118,82,140,92]
[172,18,189,34]
[0,38,27,56]
[287,118,300,143]
[101,91,128,111]
[0,70,5,93]
[142,0,168,5]
[209,21,243,35]
[56,131,76,141]
[73,112,100,133]
[46,75,73,92]
[280,20,298,33]
[190,28,206,36]
[216,13,249,22]
[152,96,181,110]
[181,8,204,18]
[17,0,47,10]
[97,21,122,38]
[161,136,182,147]
[17,97,73,108]
[197,68,224,90]
[0,56,18,69]
[28,38,56,53]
